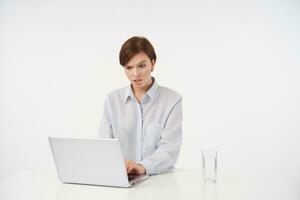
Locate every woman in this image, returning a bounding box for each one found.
[99,36,182,175]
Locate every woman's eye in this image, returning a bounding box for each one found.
[125,66,132,70]
[139,64,146,68]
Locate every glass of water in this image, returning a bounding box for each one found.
[202,150,218,183]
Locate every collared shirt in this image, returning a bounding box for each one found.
[99,78,182,175]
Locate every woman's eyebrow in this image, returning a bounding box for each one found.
[126,60,146,67]
[138,60,147,64]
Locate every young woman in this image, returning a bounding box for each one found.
[99,36,182,175]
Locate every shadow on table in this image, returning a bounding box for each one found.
[126,171,183,200]
[56,171,182,200]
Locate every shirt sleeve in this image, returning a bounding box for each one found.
[98,96,113,138]
[138,99,183,175]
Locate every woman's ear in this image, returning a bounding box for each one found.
[151,59,155,72]
[151,59,155,65]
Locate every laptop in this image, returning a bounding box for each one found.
[48,137,149,188]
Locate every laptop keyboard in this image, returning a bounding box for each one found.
[128,174,143,182]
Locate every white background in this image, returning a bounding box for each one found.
[1,0,300,183]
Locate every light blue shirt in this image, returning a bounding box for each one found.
[99,78,182,175]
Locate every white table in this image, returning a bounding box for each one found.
[0,169,299,200]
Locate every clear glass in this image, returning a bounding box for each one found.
[202,150,217,183]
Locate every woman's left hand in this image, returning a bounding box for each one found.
[125,160,146,175]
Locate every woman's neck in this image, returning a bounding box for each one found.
[132,77,154,101]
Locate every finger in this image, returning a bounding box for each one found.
[132,164,141,174]
[130,165,140,174]
[125,160,132,170]
[126,162,133,172]
[127,163,133,171]
[126,160,134,166]
[128,163,138,174]
[126,162,131,170]
[127,165,134,174]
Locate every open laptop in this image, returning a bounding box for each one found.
[48,137,149,188]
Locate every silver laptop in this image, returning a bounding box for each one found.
[48,137,149,188]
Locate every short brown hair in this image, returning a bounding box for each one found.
[119,36,157,66]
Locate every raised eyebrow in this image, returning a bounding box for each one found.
[139,60,147,65]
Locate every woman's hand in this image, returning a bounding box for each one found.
[125,160,146,175]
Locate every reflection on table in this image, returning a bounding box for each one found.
[0,168,299,200]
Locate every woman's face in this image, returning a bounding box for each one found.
[124,52,155,90]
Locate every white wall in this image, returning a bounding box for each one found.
[1,0,300,183]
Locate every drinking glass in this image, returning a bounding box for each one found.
[202,150,217,183]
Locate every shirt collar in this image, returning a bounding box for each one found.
[124,86,135,103]
[124,77,158,103]
[145,77,158,100]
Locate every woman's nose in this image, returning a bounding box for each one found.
[133,67,140,76]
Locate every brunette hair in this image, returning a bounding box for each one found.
[119,36,157,66]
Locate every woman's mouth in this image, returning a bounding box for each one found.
[133,79,143,84]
